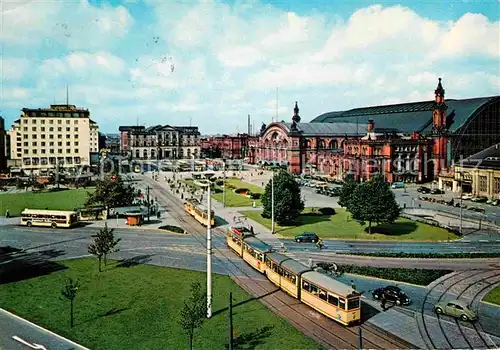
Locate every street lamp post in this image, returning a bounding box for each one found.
[271,173,275,234]
[194,179,212,318]
[458,171,463,235]
[222,161,226,207]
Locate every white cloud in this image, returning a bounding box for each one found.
[39,52,127,80]
[0,58,30,80]
[437,13,499,58]
[0,0,133,49]
[217,46,263,68]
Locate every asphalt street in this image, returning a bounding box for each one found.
[0,309,88,350]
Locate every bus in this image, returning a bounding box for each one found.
[20,209,79,228]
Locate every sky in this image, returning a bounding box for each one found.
[0,0,499,135]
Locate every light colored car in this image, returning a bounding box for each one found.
[461,193,473,200]
[434,299,477,321]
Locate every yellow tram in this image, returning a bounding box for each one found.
[184,200,215,226]
[225,227,361,326]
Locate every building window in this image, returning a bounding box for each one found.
[49,135,54,139]
[58,127,62,131]
[75,127,78,132]
[49,127,54,132]
[32,134,37,139]
[41,149,46,154]
[66,141,71,146]
[49,142,54,146]
[23,142,28,147]
[32,142,37,146]
[479,175,488,192]
[74,141,79,146]
[66,149,71,154]
[66,127,70,132]
[74,120,78,124]
[494,178,500,195]
[66,134,70,139]
[49,119,54,123]
[33,149,37,154]
[32,127,36,132]
[24,127,28,131]
[58,149,62,154]
[58,135,62,139]
[50,149,54,154]
[57,119,62,124]
[58,142,62,146]
[23,120,28,124]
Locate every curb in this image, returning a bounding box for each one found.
[0,308,90,350]
[330,254,500,261]
[342,272,426,288]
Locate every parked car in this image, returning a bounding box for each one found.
[461,193,473,200]
[417,186,431,193]
[372,286,411,306]
[434,299,477,321]
[294,232,319,243]
[471,196,488,203]
[468,206,485,213]
[430,189,444,195]
[391,182,405,189]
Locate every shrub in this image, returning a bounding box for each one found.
[338,264,451,286]
[215,180,224,186]
[159,225,185,234]
[250,192,261,199]
[225,183,236,190]
[318,207,336,215]
[234,188,249,195]
[212,187,223,194]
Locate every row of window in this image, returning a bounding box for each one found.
[302,280,359,310]
[21,141,79,147]
[266,260,297,284]
[479,176,500,193]
[22,149,79,155]
[26,112,86,118]
[24,117,81,123]
[21,134,79,140]
[21,214,69,219]
[22,157,82,165]
[23,127,79,132]
[244,244,265,261]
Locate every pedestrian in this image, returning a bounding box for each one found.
[350,280,356,291]
[381,294,387,311]
[5,209,9,218]
[252,201,256,208]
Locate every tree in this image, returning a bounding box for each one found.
[347,175,401,234]
[88,223,121,271]
[179,281,207,350]
[261,170,304,225]
[85,174,137,214]
[338,174,357,208]
[61,278,80,328]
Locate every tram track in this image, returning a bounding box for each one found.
[143,176,415,349]
[417,269,500,349]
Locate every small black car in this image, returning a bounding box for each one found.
[372,286,411,306]
[430,188,444,195]
[417,186,431,193]
[294,232,319,243]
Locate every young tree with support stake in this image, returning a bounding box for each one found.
[347,175,401,234]
[88,223,121,272]
[179,281,207,350]
[61,278,80,328]
[338,174,357,208]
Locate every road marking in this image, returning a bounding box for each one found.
[12,336,47,349]
[479,240,489,242]
[1,309,89,350]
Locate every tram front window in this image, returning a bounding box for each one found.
[347,298,360,310]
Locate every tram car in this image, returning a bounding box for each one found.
[225,227,361,326]
[184,200,215,226]
[226,227,272,274]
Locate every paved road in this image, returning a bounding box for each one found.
[282,240,500,253]
[0,309,88,350]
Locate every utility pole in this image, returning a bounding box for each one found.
[222,161,226,207]
[271,170,275,234]
[459,171,463,235]
[358,328,363,350]
[146,186,151,222]
[228,292,233,350]
[207,180,212,318]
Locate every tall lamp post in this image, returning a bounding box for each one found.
[458,171,464,235]
[270,166,279,234]
[222,160,226,207]
[194,178,212,318]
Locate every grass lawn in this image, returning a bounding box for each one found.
[0,258,321,350]
[484,286,500,306]
[183,178,264,207]
[241,207,459,241]
[0,188,93,217]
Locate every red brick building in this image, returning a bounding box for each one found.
[200,133,257,159]
[248,79,500,183]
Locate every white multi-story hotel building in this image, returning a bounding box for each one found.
[8,104,99,175]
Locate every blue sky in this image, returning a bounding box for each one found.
[1,0,498,134]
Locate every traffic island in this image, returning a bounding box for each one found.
[240,207,460,241]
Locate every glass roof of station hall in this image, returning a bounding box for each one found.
[310,96,499,135]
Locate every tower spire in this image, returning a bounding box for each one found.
[292,101,301,123]
[434,77,445,104]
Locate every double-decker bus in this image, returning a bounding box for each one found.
[20,209,79,228]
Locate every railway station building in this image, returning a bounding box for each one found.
[247,79,500,184]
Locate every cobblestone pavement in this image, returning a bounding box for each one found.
[416,270,500,349]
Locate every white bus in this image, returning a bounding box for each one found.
[21,209,79,228]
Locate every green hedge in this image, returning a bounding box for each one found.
[339,264,452,285]
[159,225,185,234]
[343,252,500,259]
